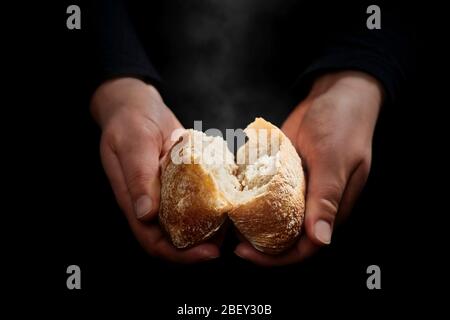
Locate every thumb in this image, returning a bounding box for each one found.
[118,137,162,221]
[304,161,347,246]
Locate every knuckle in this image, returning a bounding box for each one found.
[351,148,372,176]
[127,169,155,189]
[314,138,336,155]
[101,128,121,151]
[360,156,372,176]
[135,121,159,141]
[318,197,340,219]
[355,146,371,160]
[122,112,162,144]
[102,114,162,151]
[313,183,342,217]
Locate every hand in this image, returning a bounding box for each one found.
[234,71,383,266]
[91,77,220,263]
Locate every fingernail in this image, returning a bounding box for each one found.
[234,247,247,259]
[205,254,220,260]
[202,250,219,260]
[314,219,332,244]
[234,250,243,258]
[135,195,152,218]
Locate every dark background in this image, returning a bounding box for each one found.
[9,0,443,316]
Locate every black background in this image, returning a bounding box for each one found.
[8,0,444,316]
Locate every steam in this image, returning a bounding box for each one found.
[163,0,295,135]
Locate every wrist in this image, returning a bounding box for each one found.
[308,71,384,107]
[90,77,162,129]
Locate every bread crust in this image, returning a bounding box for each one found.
[159,138,232,248]
[228,119,305,254]
[159,118,306,253]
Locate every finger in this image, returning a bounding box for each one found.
[336,158,371,224]
[117,134,161,221]
[234,236,318,266]
[295,234,321,260]
[100,140,134,216]
[281,103,308,142]
[304,159,347,246]
[235,241,299,266]
[131,223,220,263]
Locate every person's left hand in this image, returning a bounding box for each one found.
[234,71,383,266]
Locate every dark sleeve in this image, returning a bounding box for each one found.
[294,2,416,104]
[89,0,161,90]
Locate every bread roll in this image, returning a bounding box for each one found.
[159,130,238,248]
[159,118,305,254]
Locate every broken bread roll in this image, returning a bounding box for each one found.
[159,130,238,248]
[159,118,305,254]
[228,118,306,254]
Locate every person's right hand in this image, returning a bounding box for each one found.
[91,77,221,263]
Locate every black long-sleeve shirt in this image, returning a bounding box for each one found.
[89,0,415,130]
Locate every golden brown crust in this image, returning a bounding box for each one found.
[159,152,231,248]
[228,180,304,254]
[228,119,305,254]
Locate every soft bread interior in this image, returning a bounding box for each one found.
[235,118,282,201]
[177,119,281,205]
